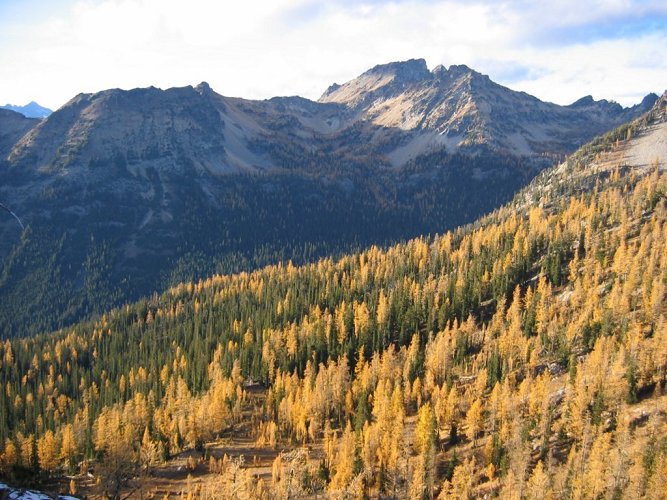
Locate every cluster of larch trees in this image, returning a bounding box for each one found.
[1,152,667,496]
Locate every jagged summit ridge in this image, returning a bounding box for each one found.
[317,59,655,159]
[1,101,52,118]
[3,59,657,180]
[363,58,431,81]
[320,59,430,101]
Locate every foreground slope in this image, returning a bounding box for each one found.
[0,61,656,337]
[0,94,666,497]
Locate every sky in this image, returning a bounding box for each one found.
[0,0,665,110]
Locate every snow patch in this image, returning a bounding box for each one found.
[0,483,78,500]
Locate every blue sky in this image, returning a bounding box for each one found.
[0,0,665,109]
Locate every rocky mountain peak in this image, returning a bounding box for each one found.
[431,64,447,76]
[1,101,53,119]
[195,81,213,95]
[567,94,627,114]
[318,58,431,106]
[7,82,228,177]
[315,58,656,158]
[569,95,595,107]
[641,92,660,109]
[646,90,667,122]
[363,58,431,83]
[322,82,341,97]
[430,64,484,84]
[318,59,489,114]
[445,64,474,76]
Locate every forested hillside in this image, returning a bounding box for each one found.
[0,95,666,498]
[0,146,533,339]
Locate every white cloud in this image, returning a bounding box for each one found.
[497,33,667,105]
[0,0,664,109]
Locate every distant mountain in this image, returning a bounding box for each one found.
[0,60,658,336]
[320,58,657,161]
[1,101,52,119]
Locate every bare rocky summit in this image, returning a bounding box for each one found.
[320,58,657,161]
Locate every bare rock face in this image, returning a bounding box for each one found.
[8,85,230,178]
[320,59,658,159]
[319,58,432,110]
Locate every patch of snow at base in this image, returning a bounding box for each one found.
[0,482,78,500]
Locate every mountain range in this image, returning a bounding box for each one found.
[0,59,660,336]
[0,101,52,119]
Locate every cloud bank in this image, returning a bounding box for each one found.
[0,0,665,109]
